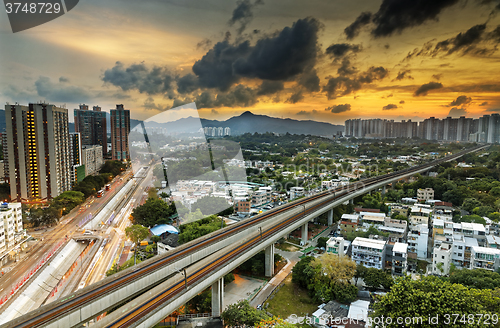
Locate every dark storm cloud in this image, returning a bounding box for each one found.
[143,96,168,111]
[287,90,304,103]
[233,17,321,80]
[323,66,388,99]
[448,107,468,117]
[59,76,69,83]
[297,109,318,116]
[337,58,357,76]
[344,12,372,40]
[405,24,497,60]
[399,100,405,104]
[344,0,459,39]
[196,85,258,108]
[324,104,351,113]
[196,38,213,50]
[102,18,321,107]
[325,43,361,58]
[228,0,264,35]
[371,0,460,37]
[433,24,487,55]
[382,103,398,110]
[35,76,91,103]
[480,101,489,106]
[180,17,321,93]
[190,41,251,92]
[414,82,443,96]
[298,69,320,92]
[393,69,413,81]
[257,80,284,95]
[448,95,472,107]
[432,74,443,80]
[102,62,174,95]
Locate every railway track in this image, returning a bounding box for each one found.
[3,144,487,328]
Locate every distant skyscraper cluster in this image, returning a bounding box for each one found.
[345,114,500,142]
[4,102,130,203]
[203,126,231,137]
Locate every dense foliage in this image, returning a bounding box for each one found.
[221,300,269,327]
[372,276,500,328]
[448,269,500,290]
[178,215,225,244]
[292,254,358,303]
[131,198,176,227]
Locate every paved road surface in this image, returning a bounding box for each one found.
[250,249,301,307]
[0,170,131,307]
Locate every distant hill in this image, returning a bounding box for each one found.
[0,110,343,137]
[206,111,344,136]
[140,111,343,136]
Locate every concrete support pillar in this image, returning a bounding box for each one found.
[382,185,386,196]
[211,277,224,317]
[301,222,308,244]
[265,244,275,277]
[349,199,353,205]
[327,209,334,226]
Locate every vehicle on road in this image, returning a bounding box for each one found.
[97,190,103,198]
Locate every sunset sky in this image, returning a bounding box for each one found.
[1,0,500,124]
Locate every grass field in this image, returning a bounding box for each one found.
[264,275,319,318]
[275,242,301,252]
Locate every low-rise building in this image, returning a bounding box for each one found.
[432,242,453,275]
[352,237,386,269]
[235,200,251,215]
[289,187,304,200]
[470,246,500,271]
[407,223,429,259]
[0,202,23,253]
[391,242,408,276]
[326,236,345,256]
[417,188,434,201]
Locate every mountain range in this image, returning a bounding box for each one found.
[0,110,343,136]
[141,111,343,136]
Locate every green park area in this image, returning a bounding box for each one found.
[264,276,319,318]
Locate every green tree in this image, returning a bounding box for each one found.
[221,300,269,327]
[292,256,315,288]
[317,236,329,248]
[100,160,126,176]
[372,276,500,328]
[449,269,500,290]
[362,268,393,291]
[462,198,482,213]
[125,224,150,265]
[131,198,176,227]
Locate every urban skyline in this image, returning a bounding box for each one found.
[2,1,500,124]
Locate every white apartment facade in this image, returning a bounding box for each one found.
[351,237,386,270]
[81,145,104,176]
[0,202,23,254]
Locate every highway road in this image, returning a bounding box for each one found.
[85,165,154,287]
[0,169,132,311]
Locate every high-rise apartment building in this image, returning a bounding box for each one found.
[69,132,85,184]
[110,104,130,161]
[74,104,107,150]
[2,133,9,184]
[5,103,71,202]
